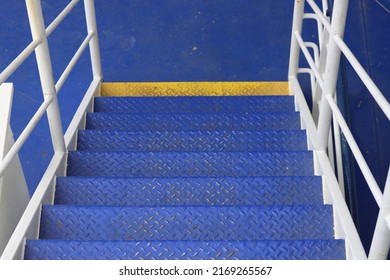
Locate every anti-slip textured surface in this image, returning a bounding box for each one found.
[77,130,308,152]
[24,94,344,260]
[93,96,295,113]
[55,176,323,206]
[39,205,334,241]
[25,239,346,260]
[86,112,301,131]
[67,151,315,177]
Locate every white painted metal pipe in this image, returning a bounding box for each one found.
[25,0,66,153]
[294,32,324,89]
[332,106,346,197]
[0,39,41,85]
[304,42,320,67]
[55,32,94,92]
[316,151,367,259]
[288,0,306,79]
[307,0,332,32]
[0,97,53,177]
[289,77,319,146]
[316,0,349,151]
[45,0,80,37]
[83,0,103,79]
[303,13,324,47]
[333,36,390,120]
[369,168,390,259]
[326,94,383,206]
[298,68,316,96]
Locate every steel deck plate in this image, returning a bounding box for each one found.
[25,239,346,260]
[67,151,314,177]
[55,176,323,206]
[77,130,307,152]
[94,96,295,113]
[39,205,334,241]
[85,112,301,131]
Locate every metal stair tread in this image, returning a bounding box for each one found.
[93,96,296,113]
[55,176,323,206]
[67,151,315,177]
[24,239,346,260]
[39,205,334,241]
[85,112,301,131]
[77,129,308,152]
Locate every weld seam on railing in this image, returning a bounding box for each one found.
[326,94,383,206]
[45,0,81,37]
[0,39,42,85]
[294,31,324,89]
[0,96,54,177]
[55,32,94,93]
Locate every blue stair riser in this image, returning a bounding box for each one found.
[93,96,296,113]
[77,130,308,152]
[39,205,334,241]
[24,239,346,260]
[67,151,315,177]
[86,112,301,131]
[55,176,323,206]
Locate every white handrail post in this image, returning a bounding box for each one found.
[316,0,349,151]
[288,0,306,80]
[369,168,390,259]
[25,0,65,153]
[84,0,103,79]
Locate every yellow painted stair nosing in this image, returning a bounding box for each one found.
[101,82,290,97]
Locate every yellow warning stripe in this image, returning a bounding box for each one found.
[101,82,290,97]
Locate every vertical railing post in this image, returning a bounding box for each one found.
[316,0,349,151]
[369,168,390,259]
[83,0,103,79]
[25,0,65,153]
[288,0,306,79]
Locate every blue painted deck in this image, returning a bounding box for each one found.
[0,0,389,255]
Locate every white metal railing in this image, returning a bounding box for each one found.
[0,0,102,259]
[289,0,390,259]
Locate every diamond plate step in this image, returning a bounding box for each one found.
[24,239,346,260]
[86,112,301,131]
[39,205,334,241]
[93,96,296,113]
[77,130,307,152]
[67,151,314,177]
[55,176,323,206]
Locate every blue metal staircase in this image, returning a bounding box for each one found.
[23,94,346,260]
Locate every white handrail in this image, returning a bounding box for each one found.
[369,169,390,259]
[294,31,324,89]
[307,0,390,119]
[0,39,42,85]
[326,94,383,206]
[55,32,95,92]
[45,0,80,37]
[333,36,390,119]
[289,0,390,259]
[0,0,102,259]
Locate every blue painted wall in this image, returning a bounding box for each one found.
[0,0,389,255]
